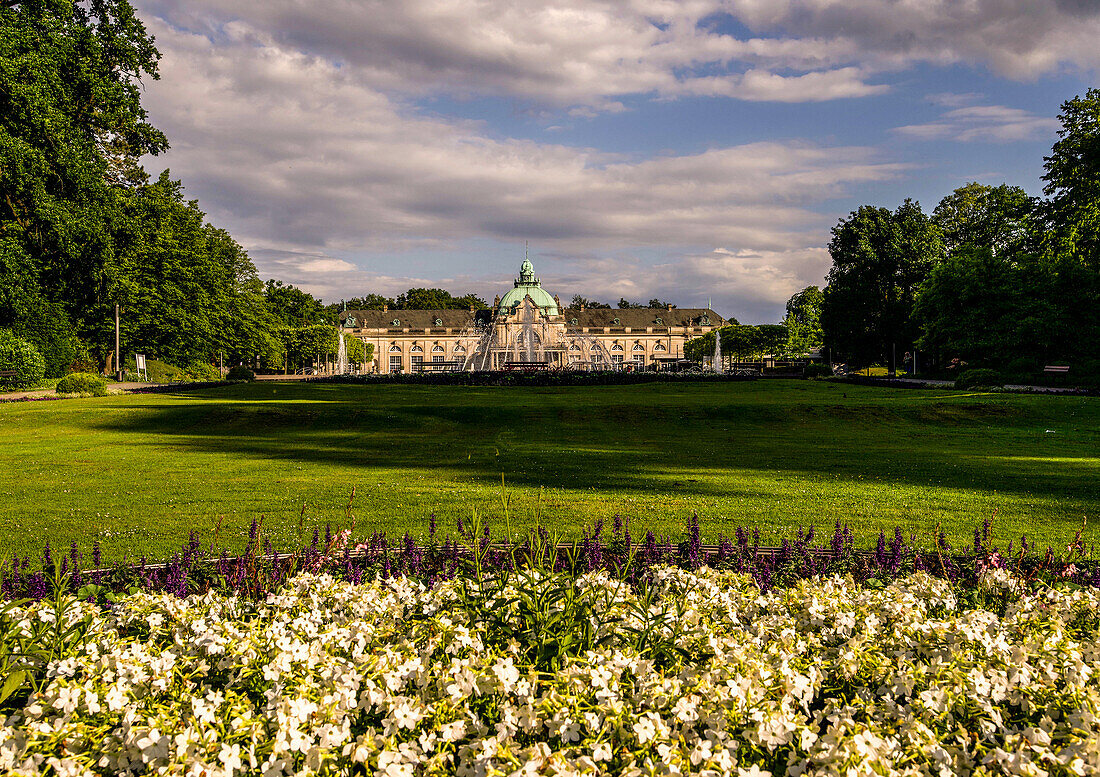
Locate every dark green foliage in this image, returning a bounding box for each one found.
[226,366,255,382]
[932,182,1036,257]
[685,324,789,362]
[803,363,833,378]
[183,362,219,381]
[570,295,611,309]
[265,280,327,326]
[784,286,824,355]
[0,0,166,363]
[112,174,279,367]
[955,368,1003,389]
[0,329,45,388]
[821,201,944,367]
[915,247,1059,368]
[1042,88,1100,268]
[55,372,107,396]
[394,288,488,310]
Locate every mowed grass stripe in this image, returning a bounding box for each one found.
[0,380,1097,562]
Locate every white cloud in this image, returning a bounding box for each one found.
[723,0,1100,80]
[893,104,1060,142]
[140,18,903,253]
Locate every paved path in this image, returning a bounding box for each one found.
[0,381,170,401]
[876,377,1089,394]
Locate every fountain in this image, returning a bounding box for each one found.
[713,329,723,375]
[336,329,348,374]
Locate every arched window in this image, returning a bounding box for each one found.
[569,343,581,351]
[632,342,645,351]
[611,342,623,352]
[411,344,423,353]
[454,345,466,353]
[654,342,667,351]
[388,343,402,352]
[432,344,445,352]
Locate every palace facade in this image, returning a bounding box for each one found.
[339,258,726,373]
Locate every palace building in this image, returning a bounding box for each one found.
[339,258,726,373]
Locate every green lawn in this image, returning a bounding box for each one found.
[1,380,1098,562]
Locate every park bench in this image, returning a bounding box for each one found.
[1043,365,1070,374]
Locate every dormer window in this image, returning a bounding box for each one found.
[391,319,401,326]
[434,318,443,326]
[612,317,620,325]
[570,318,578,325]
[700,315,710,325]
[655,317,663,325]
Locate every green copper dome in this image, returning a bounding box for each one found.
[498,258,559,315]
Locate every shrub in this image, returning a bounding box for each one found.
[802,362,833,378]
[184,361,220,382]
[1004,357,1039,381]
[226,366,255,382]
[955,368,1003,389]
[55,372,108,396]
[0,330,46,389]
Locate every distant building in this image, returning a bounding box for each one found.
[340,258,726,373]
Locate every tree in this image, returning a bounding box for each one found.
[617,298,644,309]
[915,246,1058,368]
[0,0,167,371]
[783,286,824,355]
[932,182,1035,257]
[648,298,675,309]
[265,280,326,326]
[1042,88,1100,269]
[393,288,488,309]
[821,201,944,366]
[570,295,610,309]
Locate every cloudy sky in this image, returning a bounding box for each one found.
[133,0,1098,322]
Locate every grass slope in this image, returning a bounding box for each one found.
[1,380,1097,561]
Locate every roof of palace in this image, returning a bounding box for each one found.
[498,258,559,314]
[341,307,725,330]
[340,255,726,331]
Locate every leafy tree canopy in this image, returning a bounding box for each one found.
[932,182,1035,257]
[821,201,944,366]
[1043,88,1100,268]
[569,295,611,309]
[265,280,327,327]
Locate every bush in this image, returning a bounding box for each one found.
[0,330,46,389]
[955,368,1003,389]
[226,366,255,382]
[55,372,108,397]
[184,361,220,382]
[1004,357,1039,380]
[803,362,833,378]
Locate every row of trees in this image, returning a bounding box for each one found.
[821,90,1100,376]
[0,1,486,380]
[0,1,307,378]
[684,324,789,362]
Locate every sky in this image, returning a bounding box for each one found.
[132,0,1099,323]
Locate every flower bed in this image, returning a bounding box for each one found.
[3,566,1100,776]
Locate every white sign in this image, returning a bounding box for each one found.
[135,354,146,371]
